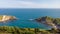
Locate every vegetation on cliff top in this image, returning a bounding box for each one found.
[0,26,59,34]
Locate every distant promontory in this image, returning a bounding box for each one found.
[35,16,60,29]
[0,15,17,22]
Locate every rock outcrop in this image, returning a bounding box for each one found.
[35,16,60,30]
[0,15,17,22]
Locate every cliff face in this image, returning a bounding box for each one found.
[35,16,53,24]
[35,16,60,29]
[0,15,17,22]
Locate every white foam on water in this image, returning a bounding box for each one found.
[28,19,34,21]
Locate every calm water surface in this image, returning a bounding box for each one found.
[0,9,60,30]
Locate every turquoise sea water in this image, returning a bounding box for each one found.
[0,9,60,30]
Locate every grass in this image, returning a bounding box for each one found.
[0,26,59,34]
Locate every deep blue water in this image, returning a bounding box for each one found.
[0,9,60,30]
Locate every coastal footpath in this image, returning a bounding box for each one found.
[0,15,17,22]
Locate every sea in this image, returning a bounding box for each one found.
[0,8,60,30]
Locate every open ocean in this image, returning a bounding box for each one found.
[0,9,60,30]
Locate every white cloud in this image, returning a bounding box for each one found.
[0,0,60,8]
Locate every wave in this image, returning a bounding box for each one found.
[28,19,34,21]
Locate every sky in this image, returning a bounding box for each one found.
[0,0,60,8]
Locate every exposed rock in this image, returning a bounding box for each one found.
[0,15,17,22]
[35,16,60,30]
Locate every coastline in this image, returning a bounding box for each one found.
[0,15,17,22]
[35,16,60,30]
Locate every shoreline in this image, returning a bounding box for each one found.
[35,16,60,30]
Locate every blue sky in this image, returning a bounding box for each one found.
[0,0,60,8]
